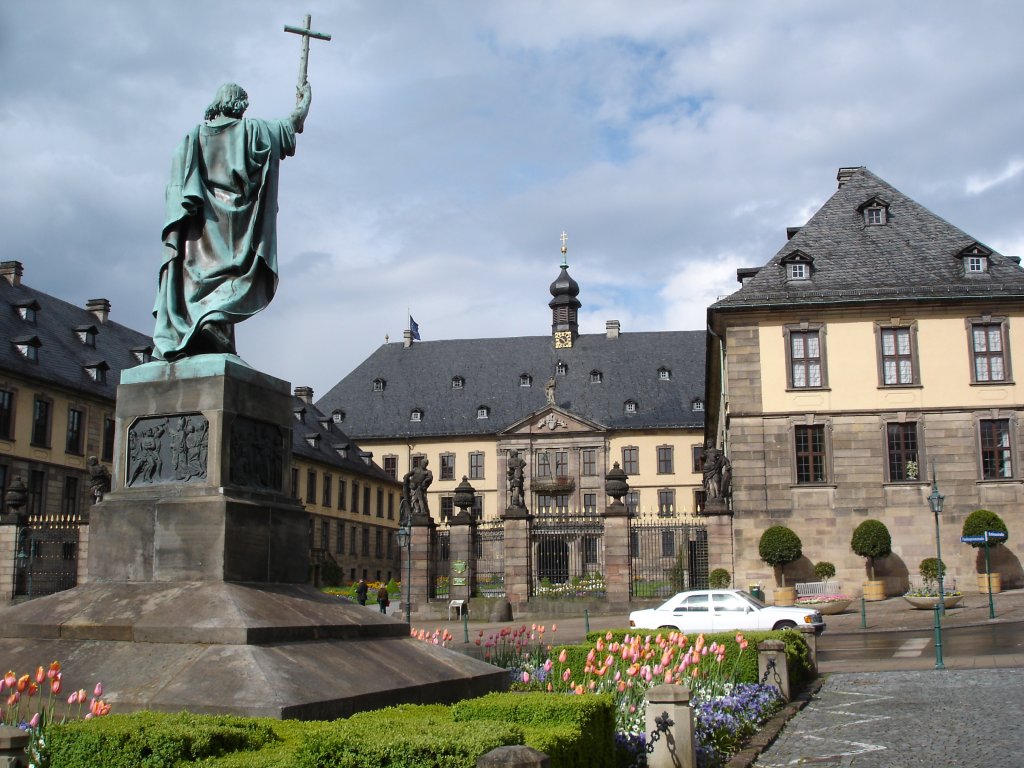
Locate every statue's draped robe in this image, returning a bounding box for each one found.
[153,117,296,360]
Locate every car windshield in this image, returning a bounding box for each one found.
[737,591,766,609]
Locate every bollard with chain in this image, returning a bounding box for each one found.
[757,639,790,701]
[643,684,695,768]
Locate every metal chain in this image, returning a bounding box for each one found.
[759,657,782,687]
[645,710,675,754]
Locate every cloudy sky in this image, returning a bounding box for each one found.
[3,2,1023,396]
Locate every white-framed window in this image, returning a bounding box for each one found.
[519,374,532,387]
[624,400,637,414]
[658,368,671,380]
[590,370,603,384]
[410,409,423,422]
[864,207,885,225]
[373,378,386,392]
[966,255,987,273]
[556,361,567,375]
[691,399,704,412]
[452,376,464,389]
[477,406,489,419]
[788,263,808,280]
[968,317,1012,383]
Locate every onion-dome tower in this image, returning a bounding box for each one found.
[549,231,581,349]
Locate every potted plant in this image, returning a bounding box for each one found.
[813,561,836,587]
[794,560,851,614]
[962,509,1010,594]
[850,519,891,601]
[903,557,962,609]
[758,525,802,606]
[708,568,731,589]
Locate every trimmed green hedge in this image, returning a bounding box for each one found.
[453,692,615,768]
[47,711,279,768]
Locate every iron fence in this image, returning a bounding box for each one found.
[432,524,450,600]
[530,510,605,597]
[629,514,708,599]
[15,512,81,599]
[473,518,505,597]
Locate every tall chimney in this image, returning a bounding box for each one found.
[86,298,111,324]
[403,329,413,348]
[0,261,23,287]
[606,320,620,340]
[294,386,314,404]
[836,167,859,188]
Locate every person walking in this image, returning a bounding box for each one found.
[355,578,368,606]
[377,584,390,614]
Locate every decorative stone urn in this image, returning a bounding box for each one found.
[903,594,963,610]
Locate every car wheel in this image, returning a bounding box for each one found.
[658,625,679,631]
[772,620,797,630]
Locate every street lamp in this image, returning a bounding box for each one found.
[396,498,412,621]
[927,463,945,669]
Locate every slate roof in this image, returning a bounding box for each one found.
[712,167,1024,311]
[289,396,395,484]
[0,266,153,398]
[316,330,706,440]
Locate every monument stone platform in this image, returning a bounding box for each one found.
[0,355,507,718]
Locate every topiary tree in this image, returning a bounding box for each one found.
[919,557,946,591]
[813,561,836,585]
[962,509,1009,546]
[708,568,731,588]
[758,525,802,587]
[850,519,892,581]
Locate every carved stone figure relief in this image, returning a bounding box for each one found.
[127,414,208,487]
[229,417,285,491]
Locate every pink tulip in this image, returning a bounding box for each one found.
[67,692,79,705]
[543,659,553,672]
[3,672,14,689]
[558,649,568,663]
[29,713,40,728]
[562,669,572,682]
[551,623,557,632]
[34,667,45,685]
[51,678,62,695]
[521,671,530,683]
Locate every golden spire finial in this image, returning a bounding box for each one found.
[560,231,568,268]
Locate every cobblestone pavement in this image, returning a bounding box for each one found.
[753,668,1024,767]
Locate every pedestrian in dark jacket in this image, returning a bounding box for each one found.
[355,579,368,606]
[377,584,390,614]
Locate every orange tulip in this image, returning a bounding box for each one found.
[34,667,45,685]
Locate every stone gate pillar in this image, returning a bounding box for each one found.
[0,478,28,603]
[407,514,435,619]
[448,477,477,606]
[502,504,532,610]
[602,462,631,607]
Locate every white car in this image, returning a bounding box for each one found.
[629,589,826,634]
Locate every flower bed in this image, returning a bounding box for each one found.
[795,593,852,615]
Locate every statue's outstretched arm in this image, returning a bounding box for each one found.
[291,82,312,133]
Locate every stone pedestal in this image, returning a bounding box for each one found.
[91,355,306,583]
[502,505,532,608]
[408,514,436,617]
[702,512,734,582]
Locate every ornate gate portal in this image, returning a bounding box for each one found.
[15,512,81,599]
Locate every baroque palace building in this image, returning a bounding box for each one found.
[0,260,399,598]
[705,167,1024,597]
[316,249,708,525]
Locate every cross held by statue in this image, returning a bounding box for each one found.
[284,14,332,91]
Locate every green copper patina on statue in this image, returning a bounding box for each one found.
[153,15,330,361]
[152,82,311,360]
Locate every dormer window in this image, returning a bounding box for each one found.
[131,346,153,364]
[332,409,345,423]
[857,196,890,226]
[14,335,40,361]
[334,443,349,460]
[14,300,39,323]
[519,374,532,387]
[452,376,465,389]
[410,408,423,422]
[624,400,638,414]
[691,398,704,412]
[373,378,386,392]
[84,361,109,383]
[305,433,321,449]
[658,367,671,381]
[477,406,490,419]
[781,250,814,282]
[359,451,373,466]
[590,370,603,384]
[75,325,98,347]
[556,361,567,376]
[293,408,306,423]
[959,243,992,275]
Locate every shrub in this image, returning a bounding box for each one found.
[47,711,278,768]
[320,559,343,587]
[813,561,836,583]
[962,509,1009,551]
[850,519,891,580]
[708,568,731,588]
[919,557,946,588]
[758,526,802,586]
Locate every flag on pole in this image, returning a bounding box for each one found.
[409,315,421,341]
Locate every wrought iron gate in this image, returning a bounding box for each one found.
[431,524,450,599]
[15,513,81,599]
[473,518,505,597]
[531,511,605,597]
[629,515,707,599]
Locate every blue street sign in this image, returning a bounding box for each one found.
[986,531,1007,540]
[961,535,987,543]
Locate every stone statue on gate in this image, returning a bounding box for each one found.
[403,460,433,519]
[87,456,112,503]
[507,449,526,508]
[702,439,732,501]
